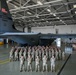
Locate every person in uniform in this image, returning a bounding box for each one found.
[42,49,45,59]
[50,55,55,72]
[51,49,55,56]
[20,54,25,72]
[35,49,39,59]
[55,49,58,60]
[62,51,65,60]
[35,55,40,72]
[28,49,31,57]
[19,48,23,60]
[23,49,27,60]
[27,55,32,71]
[42,54,47,71]
[49,49,51,60]
[9,47,14,62]
[45,48,48,60]
[31,48,35,61]
[15,49,18,61]
[39,49,42,60]
[59,49,61,60]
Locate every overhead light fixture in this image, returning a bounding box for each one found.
[60,19,62,21]
[37,16,39,18]
[37,1,43,5]
[42,19,44,20]
[60,20,67,25]
[27,12,32,15]
[36,15,39,18]
[75,11,76,14]
[14,5,18,9]
[47,9,51,12]
[56,17,60,19]
[53,14,56,16]
[73,5,76,8]
[7,0,12,3]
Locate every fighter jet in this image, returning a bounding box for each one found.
[0,0,41,45]
[0,0,76,46]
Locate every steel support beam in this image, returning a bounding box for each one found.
[10,1,75,12]
[23,0,30,7]
[12,9,71,19]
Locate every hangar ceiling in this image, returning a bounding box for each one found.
[7,0,76,28]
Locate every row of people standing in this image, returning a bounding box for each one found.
[20,54,55,72]
[9,46,65,61]
[9,45,65,72]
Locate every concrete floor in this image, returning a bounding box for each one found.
[0,44,72,75]
[60,51,76,75]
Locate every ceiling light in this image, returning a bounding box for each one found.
[75,11,76,14]
[37,1,43,5]
[27,12,32,15]
[42,19,44,20]
[60,19,62,21]
[7,0,12,3]
[14,5,18,8]
[36,16,39,18]
[56,17,60,19]
[60,20,67,25]
[53,14,56,16]
[47,9,51,12]
[73,5,76,8]
[36,15,39,18]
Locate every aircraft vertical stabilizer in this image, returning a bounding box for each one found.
[0,0,14,33]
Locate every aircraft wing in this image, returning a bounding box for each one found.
[1,32,76,38]
[0,32,40,36]
[0,32,40,45]
[39,33,76,38]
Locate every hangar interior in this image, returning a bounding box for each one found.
[7,0,76,32]
[0,0,76,75]
[3,0,76,45]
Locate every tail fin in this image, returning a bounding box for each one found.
[0,0,14,33]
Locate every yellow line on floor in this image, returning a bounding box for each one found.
[0,59,9,63]
[0,59,10,65]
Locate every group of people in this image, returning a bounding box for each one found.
[9,45,65,72]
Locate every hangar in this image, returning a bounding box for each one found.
[0,0,76,75]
